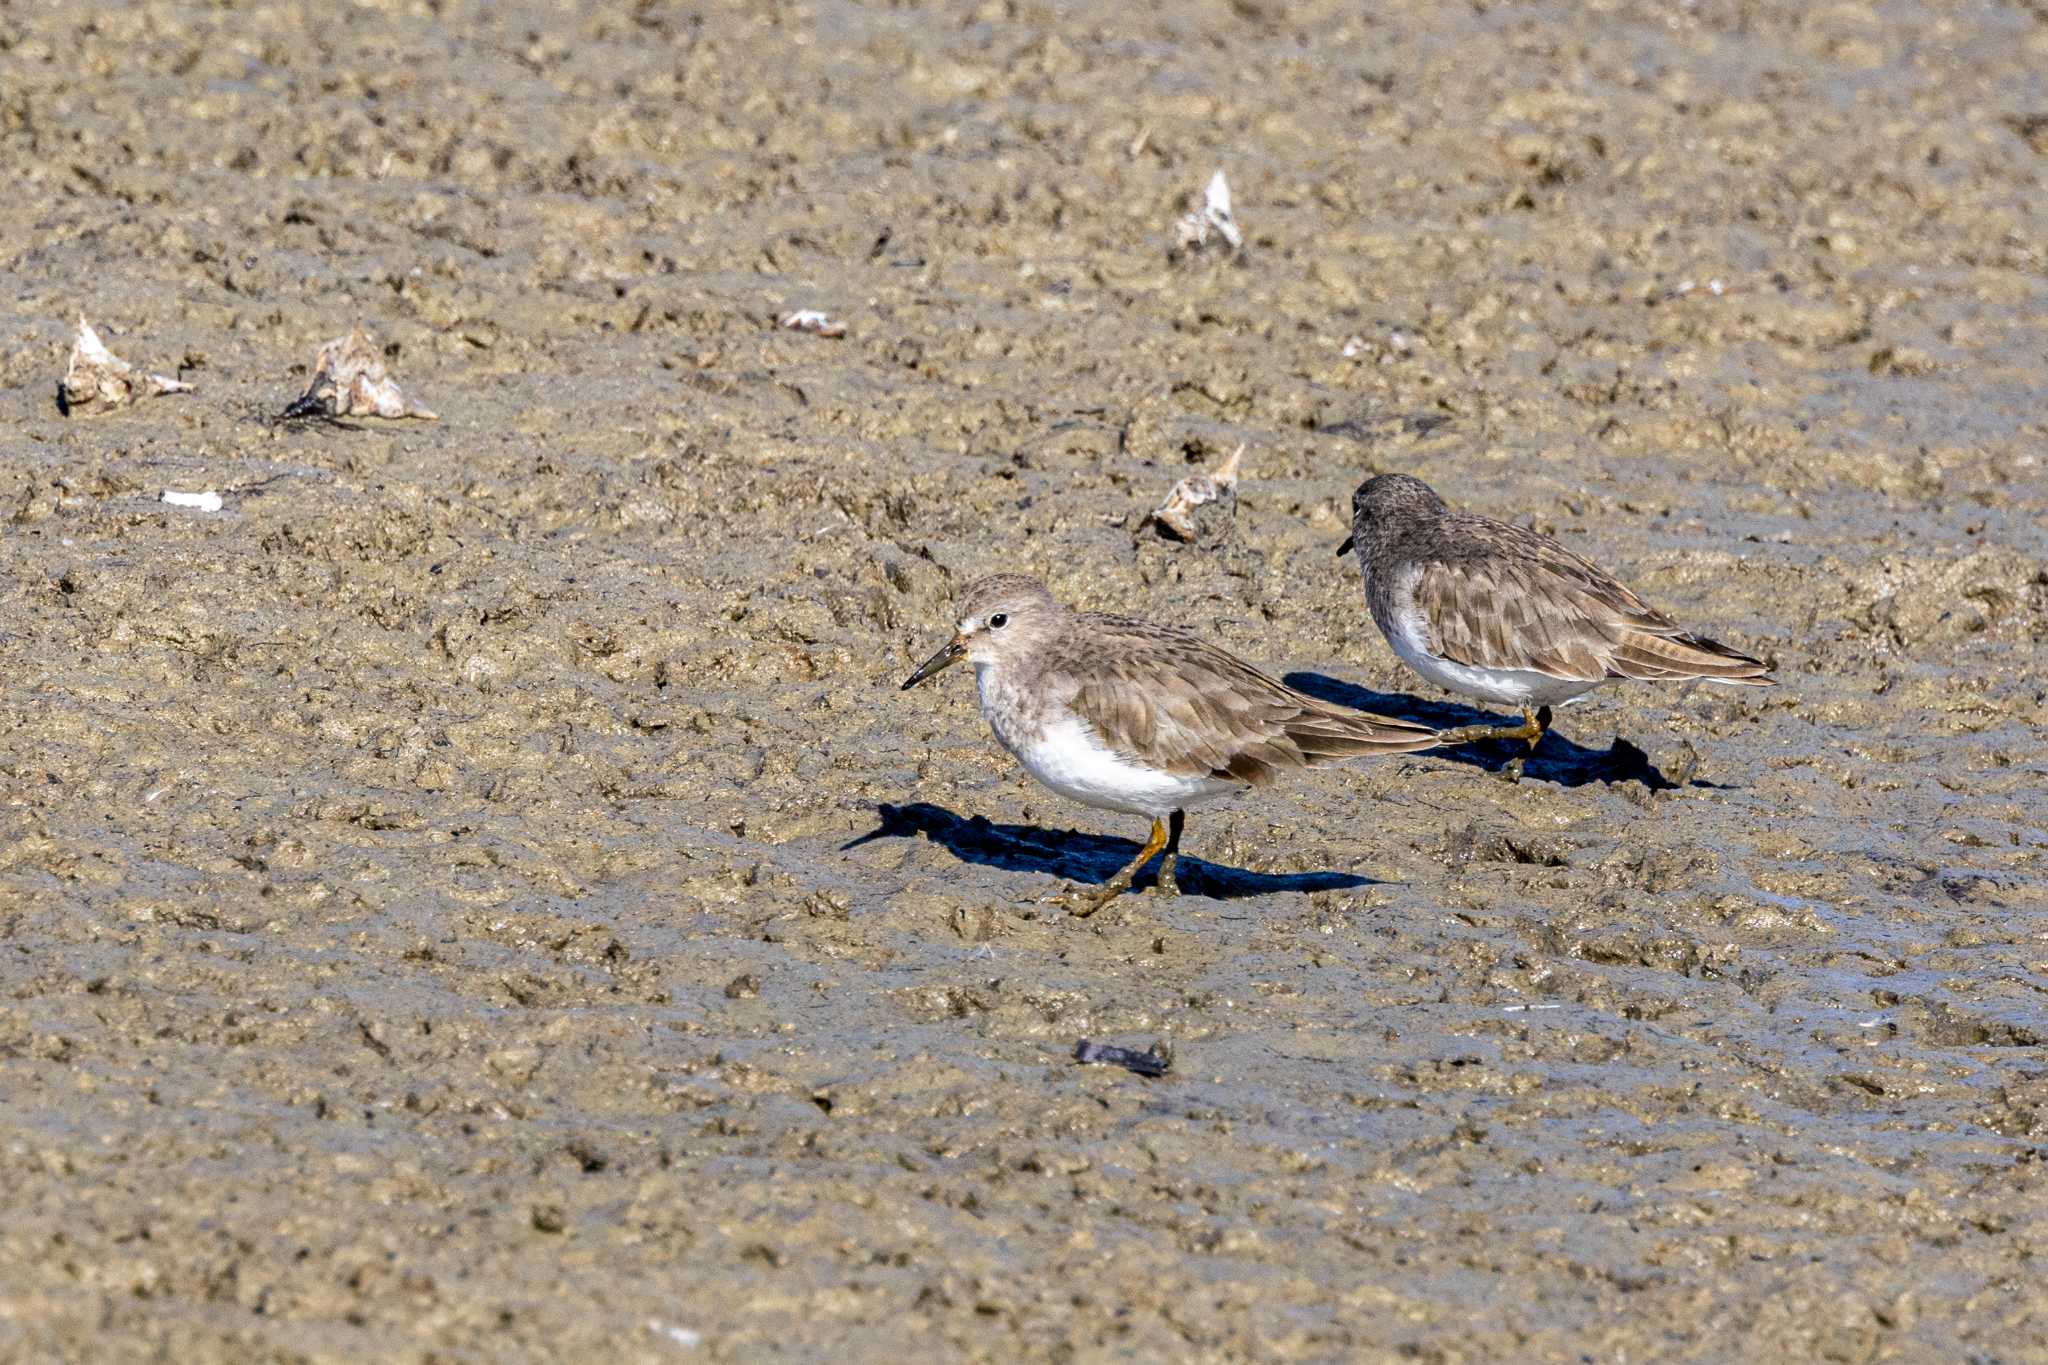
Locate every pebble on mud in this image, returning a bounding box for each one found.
[487,1045,542,1084]
[1148,443,1244,543]
[284,324,438,420]
[1175,169,1243,252]
[60,317,193,413]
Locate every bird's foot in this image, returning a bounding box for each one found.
[1153,854,1180,897]
[1666,740,1702,789]
[1439,721,1533,747]
[1043,882,1127,918]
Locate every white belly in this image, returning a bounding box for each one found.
[1008,715,1239,817]
[1387,602,1601,710]
[974,661,1237,818]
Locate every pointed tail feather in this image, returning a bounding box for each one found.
[1611,629,1774,685]
[1286,706,1441,763]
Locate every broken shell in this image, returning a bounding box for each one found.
[1174,169,1243,253]
[1149,444,1245,543]
[779,309,847,338]
[284,324,437,421]
[161,489,225,513]
[61,317,193,412]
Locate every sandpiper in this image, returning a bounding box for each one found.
[900,574,1440,915]
[1338,474,1774,779]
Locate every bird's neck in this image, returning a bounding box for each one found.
[974,660,1051,745]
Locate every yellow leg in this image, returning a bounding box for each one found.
[1069,817,1170,918]
[1498,705,1552,783]
[1154,810,1185,897]
[1438,704,1544,749]
[1440,705,1552,781]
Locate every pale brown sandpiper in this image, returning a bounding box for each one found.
[1337,473,1774,780]
[901,574,1441,915]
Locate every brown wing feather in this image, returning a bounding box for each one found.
[1415,520,1773,686]
[1062,613,1439,785]
[1607,628,1774,683]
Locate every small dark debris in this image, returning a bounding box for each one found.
[267,394,362,431]
[2000,113,2048,155]
[1073,1038,1171,1078]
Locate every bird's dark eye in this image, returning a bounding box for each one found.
[988,613,1009,629]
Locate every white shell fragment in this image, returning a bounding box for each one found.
[1149,444,1245,543]
[62,317,194,411]
[1341,330,1417,363]
[1175,170,1243,252]
[779,309,847,338]
[161,489,224,512]
[288,325,437,420]
[647,1320,702,1350]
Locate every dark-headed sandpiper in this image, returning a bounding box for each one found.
[1338,473,1774,780]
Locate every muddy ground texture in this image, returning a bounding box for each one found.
[2,1,2046,1360]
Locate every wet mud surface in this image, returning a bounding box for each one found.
[2,1,2046,1359]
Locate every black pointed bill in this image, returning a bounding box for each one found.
[1336,534,1355,558]
[901,636,966,690]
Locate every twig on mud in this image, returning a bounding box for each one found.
[223,469,335,498]
[243,396,362,433]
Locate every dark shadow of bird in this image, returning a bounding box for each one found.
[1282,671,1699,790]
[842,802,1381,899]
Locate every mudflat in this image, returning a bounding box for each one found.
[2,2,2044,1360]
